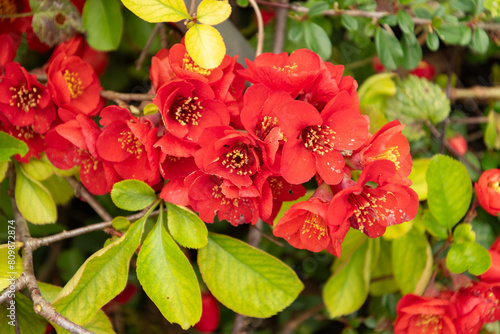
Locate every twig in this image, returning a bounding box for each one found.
[254,1,500,31]
[272,0,288,54]
[27,208,164,250]
[0,12,34,18]
[9,168,93,334]
[66,176,113,221]
[249,0,265,57]
[100,90,155,102]
[249,224,284,247]
[136,23,163,71]
[450,86,500,101]
[282,302,325,334]
[448,116,489,124]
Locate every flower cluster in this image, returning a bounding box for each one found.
[0,41,418,257]
[395,237,500,334]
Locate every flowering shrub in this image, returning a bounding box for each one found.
[0,0,500,333]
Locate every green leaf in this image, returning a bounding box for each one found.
[426,31,440,51]
[484,111,500,150]
[401,33,422,70]
[426,155,472,230]
[83,0,123,51]
[39,282,116,334]
[472,27,489,54]
[166,202,208,249]
[375,27,403,70]
[408,158,431,201]
[451,0,475,12]
[323,240,371,318]
[303,21,332,60]
[185,23,226,69]
[485,0,500,17]
[447,241,491,275]
[460,26,472,46]
[111,179,156,211]
[15,164,57,224]
[21,157,53,181]
[137,209,201,329]
[379,14,398,26]
[236,0,249,7]
[0,242,23,291]
[422,209,448,239]
[0,161,7,183]
[112,216,131,231]
[12,292,47,334]
[392,228,433,294]
[0,132,28,162]
[436,24,469,44]
[397,11,414,34]
[121,0,191,23]
[288,23,303,42]
[308,1,329,17]
[341,14,358,31]
[52,218,146,325]
[454,223,476,243]
[198,233,303,317]
[42,174,74,205]
[369,239,398,296]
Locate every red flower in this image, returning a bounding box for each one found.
[194,126,261,188]
[350,120,412,185]
[328,160,418,238]
[263,175,306,224]
[47,54,103,120]
[96,106,161,186]
[395,294,457,334]
[410,60,436,80]
[448,134,467,157]
[45,114,120,195]
[187,172,260,225]
[0,62,56,134]
[149,43,235,92]
[451,282,500,333]
[240,84,292,171]
[479,236,500,283]
[48,35,108,76]
[153,79,229,143]
[0,34,19,71]
[195,292,220,333]
[475,169,500,216]
[238,49,322,97]
[0,0,31,37]
[276,91,369,185]
[273,183,349,257]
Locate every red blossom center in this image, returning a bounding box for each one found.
[182,53,212,76]
[367,146,401,170]
[488,181,500,194]
[302,212,327,240]
[0,0,17,15]
[256,116,281,140]
[273,63,297,74]
[63,70,83,99]
[9,85,41,112]
[221,143,257,176]
[300,125,335,155]
[211,183,239,206]
[349,190,388,231]
[14,125,36,140]
[170,96,203,126]
[415,314,441,333]
[117,130,143,157]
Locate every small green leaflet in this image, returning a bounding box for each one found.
[0,132,28,162]
[111,179,156,211]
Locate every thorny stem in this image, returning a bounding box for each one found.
[255,1,500,31]
[272,0,289,54]
[136,23,164,71]
[66,176,113,221]
[7,166,93,334]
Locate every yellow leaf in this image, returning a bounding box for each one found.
[196,0,232,25]
[121,0,191,23]
[185,23,225,69]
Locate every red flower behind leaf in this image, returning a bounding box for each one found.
[328,160,418,238]
[479,236,500,283]
[395,294,457,334]
[0,62,56,133]
[195,292,220,333]
[47,54,103,120]
[96,106,161,187]
[475,169,500,216]
[0,123,45,163]
[273,184,349,257]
